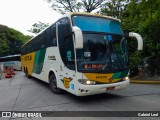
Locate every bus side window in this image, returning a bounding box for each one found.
[64,35,75,70]
[58,17,71,47]
[58,17,72,66]
[49,24,57,46]
[46,29,51,47]
[35,36,40,51]
[57,17,75,70]
[40,33,46,49]
[53,38,57,46]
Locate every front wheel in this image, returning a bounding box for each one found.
[49,74,62,94]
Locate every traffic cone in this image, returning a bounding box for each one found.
[5,67,12,78]
[10,66,15,75]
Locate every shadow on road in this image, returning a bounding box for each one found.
[28,75,123,103]
[67,93,123,103]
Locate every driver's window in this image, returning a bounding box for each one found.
[64,35,75,70]
[57,17,74,70]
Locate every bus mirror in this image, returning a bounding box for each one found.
[129,32,143,50]
[72,26,83,49]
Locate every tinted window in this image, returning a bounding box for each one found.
[64,35,75,70]
[57,17,75,70]
[21,23,57,55]
[72,15,124,35]
[49,24,57,46]
[58,17,71,48]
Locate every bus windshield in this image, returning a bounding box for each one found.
[72,15,128,73]
[72,15,124,35]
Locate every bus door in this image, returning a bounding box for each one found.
[57,18,76,90]
[62,34,76,90]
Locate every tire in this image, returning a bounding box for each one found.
[25,69,30,78]
[24,67,26,73]
[0,68,2,80]
[49,74,62,94]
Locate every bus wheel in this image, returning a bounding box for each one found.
[24,67,26,73]
[25,69,30,78]
[49,74,62,94]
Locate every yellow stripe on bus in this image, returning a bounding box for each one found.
[21,52,35,75]
[84,73,113,83]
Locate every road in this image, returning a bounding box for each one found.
[0,71,159,120]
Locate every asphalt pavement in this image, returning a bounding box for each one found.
[0,71,159,120]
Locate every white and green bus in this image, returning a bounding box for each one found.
[21,12,143,96]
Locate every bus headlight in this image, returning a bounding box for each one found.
[78,79,96,85]
[124,76,130,81]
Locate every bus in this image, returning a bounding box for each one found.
[21,12,143,96]
[0,54,21,71]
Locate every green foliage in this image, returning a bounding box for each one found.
[28,21,49,34]
[121,0,160,76]
[100,0,160,76]
[46,0,105,14]
[99,0,126,19]
[0,24,31,57]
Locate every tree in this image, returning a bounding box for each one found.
[28,21,49,34]
[99,0,126,18]
[100,0,160,76]
[121,0,160,76]
[0,25,31,57]
[46,0,106,14]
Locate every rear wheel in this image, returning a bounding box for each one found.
[49,74,62,94]
[24,67,26,74]
[25,69,30,78]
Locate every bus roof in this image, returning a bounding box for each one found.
[69,12,120,22]
[21,12,120,48]
[0,54,21,59]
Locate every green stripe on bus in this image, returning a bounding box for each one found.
[119,71,128,78]
[112,71,128,79]
[33,48,46,74]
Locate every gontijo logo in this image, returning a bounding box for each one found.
[61,77,72,88]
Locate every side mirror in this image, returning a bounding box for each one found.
[72,26,83,49]
[129,32,143,50]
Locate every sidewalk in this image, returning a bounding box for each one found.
[0,72,9,80]
[0,71,15,81]
[130,74,160,84]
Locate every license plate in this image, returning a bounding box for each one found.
[106,86,115,91]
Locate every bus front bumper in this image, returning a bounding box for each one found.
[76,80,130,96]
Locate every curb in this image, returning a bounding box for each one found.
[130,80,160,84]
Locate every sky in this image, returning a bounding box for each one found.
[0,0,62,35]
